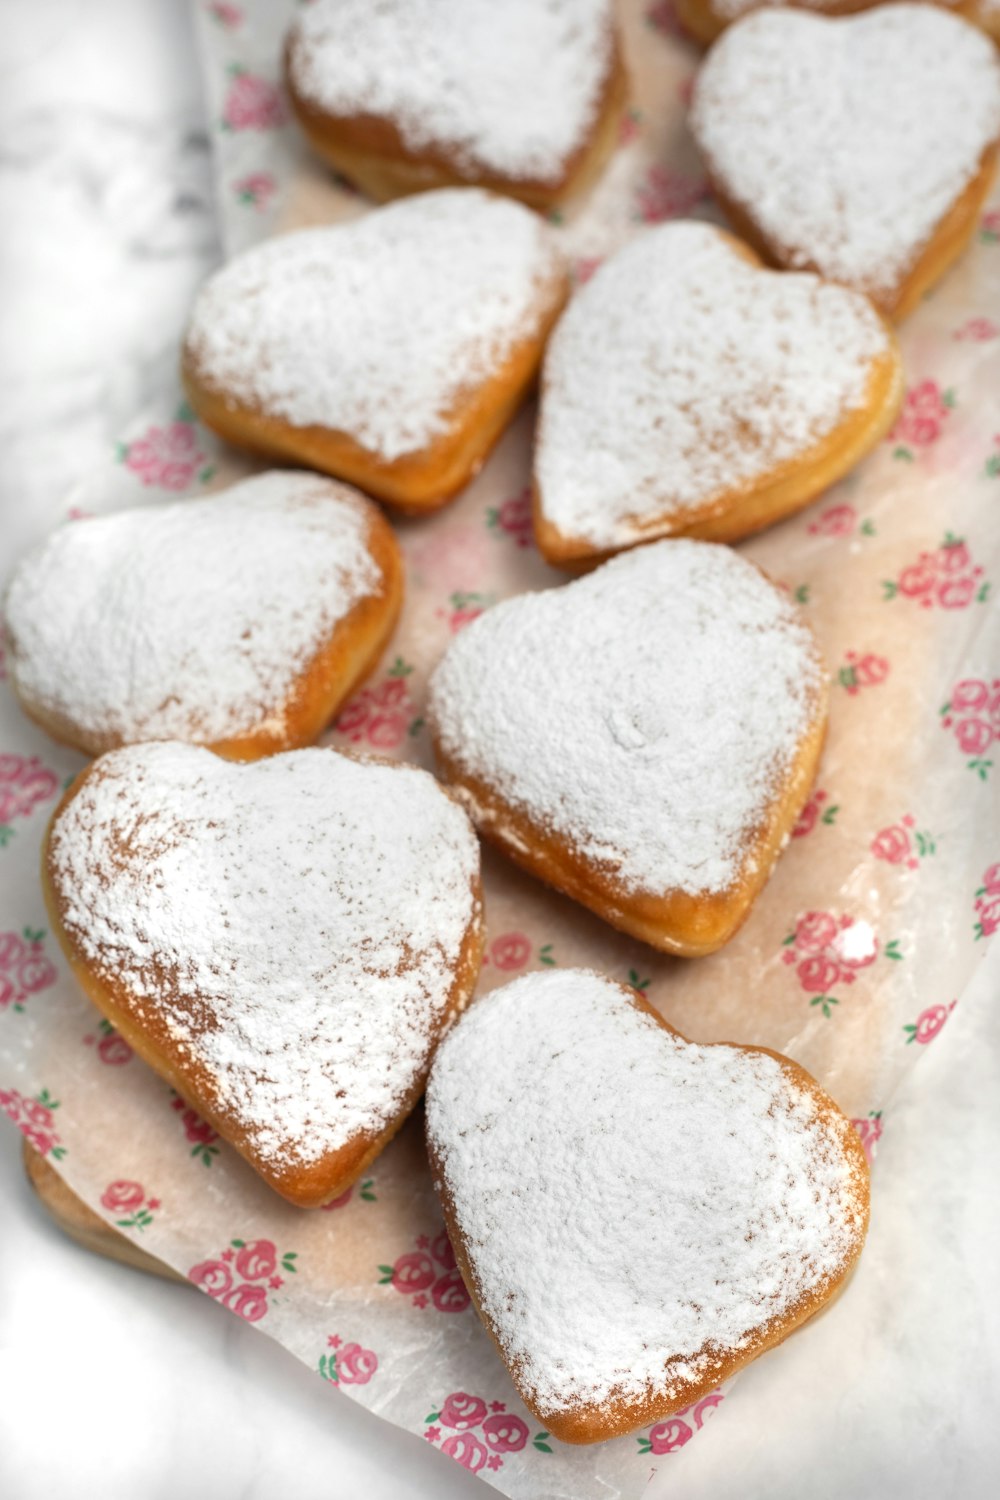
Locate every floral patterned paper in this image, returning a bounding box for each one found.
[1,3,999,1497]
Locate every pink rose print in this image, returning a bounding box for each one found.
[884,533,988,610]
[319,1339,378,1386]
[379,1229,467,1310]
[486,487,534,548]
[838,651,890,696]
[191,1236,296,1315]
[794,911,839,951]
[0,927,56,1013]
[207,3,242,27]
[808,503,853,537]
[481,1413,529,1453]
[889,379,954,457]
[188,1259,233,1298]
[619,107,642,147]
[234,171,276,210]
[487,932,532,971]
[441,1393,488,1431]
[440,1433,489,1473]
[635,165,709,225]
[431,1267,471,1313]
[0,756,60,843]
[574,256,603,285]
[100,1180,158,1231]
[940,678,999,780]
[0,1087,67,1160]
[438,591,491,633]
[980,208,1000,243]
[334,657,419,749]
[638,1391,725,1454]
[852,1111,883,1164]
[100,1181,145,1214]
[645,0,684,38]
[117,419,212,491]
[974,863,1000,939]
[425,1393,551,1466]
[223,1283,268,1323]
[806,502,877,540]
[782,913,900,1016]
[83,1017,133,1065]
[235,1238,276,1280]
[792,789,838,838]
[321,1177,376,1209]
[953,316,999,341]
[870,814,935,871]
[171,1094,220,1164]
[388,1251,436,1295]
[431,1229,456,1270]
[796,953,841,995]
[222,69,284,132]
[904,1001,956,1045]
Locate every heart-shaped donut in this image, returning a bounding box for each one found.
[4,471,402,761]
[426,968,869,1444]
[533,222,902,566]
[690,5,1000,318]
[284,0,626,210]
[676,0,976,49]
[182,190,567,511]
[429,540,826,956]
[45,744,483,1206]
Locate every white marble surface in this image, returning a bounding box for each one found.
[0,4,998,1497]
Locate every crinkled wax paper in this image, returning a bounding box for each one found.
[2,2,999,1495]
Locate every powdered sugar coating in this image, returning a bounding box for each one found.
[429,541,823,897]
[4,472,383,748]
[287,0,615,185]
[49,744,481,1169]
[536,222,890,549]
[184,189,564,462]
[427,969,867,1418]
[691,6,1000,301]
[711,0,961,17]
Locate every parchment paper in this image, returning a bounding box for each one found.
[1,2,999,1494]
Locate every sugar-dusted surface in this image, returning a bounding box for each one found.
[184,188,563,462]
[286,0,615,185]
[691,5,1000,300]
[429,541,823,897]
[48,744,480,1169]
[4,471,382,746]
[536,222,890,548]
[427,969,868,1417]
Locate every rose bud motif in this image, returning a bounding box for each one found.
[235,1238,277,1280]
[188,1259,233,1298]
[431,1267,471,1313]
[796,954,840,994]
[440,1392,487,1431]
[955,718,992,755]
[648,1417,693,1455]
[440,1433,488,1473]
[481,1413,529,1453]
[431,1229,456,1270]
[794,911,838,951]
[222,1282,268,1322]
[391,1251,436,1294]
[100,1180,145,1214]
[334,1342,378,1385]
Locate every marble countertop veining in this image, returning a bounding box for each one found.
[0,4,998,1498]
